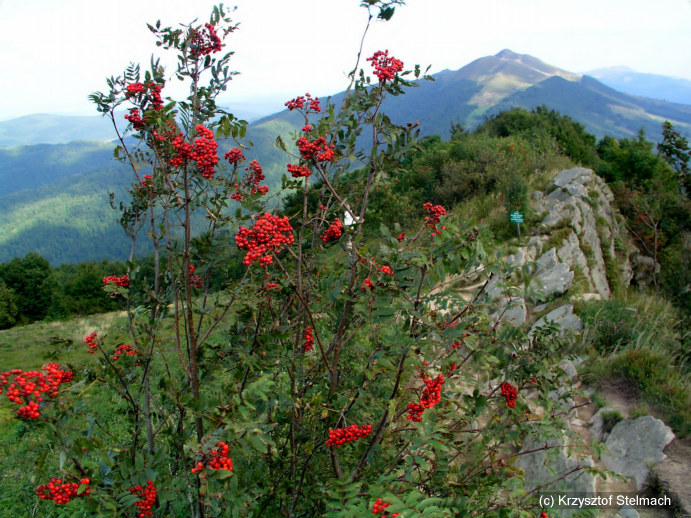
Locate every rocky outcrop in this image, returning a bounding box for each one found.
[601,416,675,490]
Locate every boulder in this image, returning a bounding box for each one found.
[530,304,582,336]
[552,167,593,187]
[530,249,574,301]
[516,435,596,500]
[601,416,675,490]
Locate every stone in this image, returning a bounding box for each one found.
[588,406,616,442]
[530,249,574,301]
[649,440,691,517]
[491,297,527,326]
[530,304,582,336]
[602,416,675,490]
[614,506,639,518]
[552,167,593,187]
[516,435,596,506]
[558,359,578,380]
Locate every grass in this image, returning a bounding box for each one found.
[579,293,691,436]
[0,311,132,371]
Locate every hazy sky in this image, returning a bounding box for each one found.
[1,0,690,120]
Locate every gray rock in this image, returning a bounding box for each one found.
[558,359,578,380]
[557,231,594,291]
[545,188,573,204]
[534,303,549,313]
[602,416,675,490]
[565,181,589,198]
[588,406,616,442]
[530,304,582,336]
[614,506,639,518]
[552,167,593,187]
[530,249,574,301]
[491,297,527,326]
[517,435,596,506]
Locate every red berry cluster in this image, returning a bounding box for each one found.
[297,136,335,163]
[244,160,269,196]
[85,332,100,354]
[192,441,234,474]
[190,23,222,57]
[303,326,314,352]
[168,125,218,178]
[285,93,321,113]
[423,202,446,237]
[126,83,145,96]
[500,382,518,408]
[192,125,218,178]
[1,364,73,419]
[372,497,400,517]
[125,108,145,130]
[113,344,141,361]
[406,374,445,422]
[361,277,375,291]
[123,81,164,129]
[287,163,312,178]
[449,333,469,350]
[224,147,246,165]
[188,264,202,288]
[379,265,393,275]
[321,218,343,242]
[208,441,233,471]
[136,174,154,193]
[235,213,294,267]
[325,424,372,447]
[367,50,404,83]
[130,480,157,517]
[36,477,91,505]
[103,274,129,288]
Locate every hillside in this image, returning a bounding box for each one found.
[2,49,691,265]
[259,49,691,141]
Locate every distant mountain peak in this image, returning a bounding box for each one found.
[457,50,581,108]
[495,49,522,60]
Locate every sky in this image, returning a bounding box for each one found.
[1,0,690,121]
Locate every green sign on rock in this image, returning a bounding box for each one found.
[510,211,524,223]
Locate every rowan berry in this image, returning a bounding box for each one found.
[325,424,372,447]
[500,382,518,408]
[85,332,99,354]
[36,476,90,505]
[287,163,312,178]
[235,213,294,267]
[130,480,157,517]
[406,374,445,421]
[321,219,343,242]
[103,274,129,288]
[302,326,314,352]
[423,202,446,237]
[367,50,404,83]
[372,497,400,517]
[190,23,222,57]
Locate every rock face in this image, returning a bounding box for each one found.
[517,435,596,501]
[601,416,675,490]
[530,304,582,336]
[530,248,574,301]
[538,166,632,299]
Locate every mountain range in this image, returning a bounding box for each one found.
[2,49,690,265]
[585,66,691,106]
